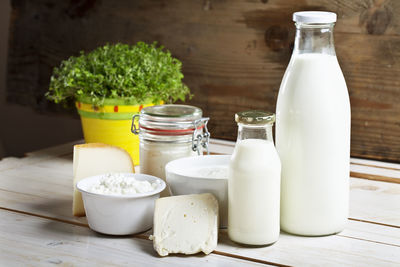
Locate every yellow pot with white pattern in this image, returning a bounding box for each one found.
[76,98,160,165]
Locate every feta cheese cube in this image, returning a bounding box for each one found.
[152,193,219,256]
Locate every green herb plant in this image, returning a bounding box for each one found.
[46,42,191,107]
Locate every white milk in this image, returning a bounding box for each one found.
[276,53,350,235]
[228,139,281,245]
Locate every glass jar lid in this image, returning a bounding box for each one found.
[138,104,205,135]
[141,104,202,121]
[235,110,275,125]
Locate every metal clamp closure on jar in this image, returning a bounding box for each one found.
[192,118,210,155]
[131,105,210,155]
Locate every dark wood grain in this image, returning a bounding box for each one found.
[6,0,400,162]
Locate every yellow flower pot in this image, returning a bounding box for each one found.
[76,99,159,165]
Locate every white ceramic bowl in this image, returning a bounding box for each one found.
[165,155,230,227]
[77,173,165,235]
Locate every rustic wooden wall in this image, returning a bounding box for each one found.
[7,0,400,162]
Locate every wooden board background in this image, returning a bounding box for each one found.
[6,0,400,162]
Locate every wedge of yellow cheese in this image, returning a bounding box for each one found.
[72,143,135,216]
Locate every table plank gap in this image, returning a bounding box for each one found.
[348,218,400,229]
[337,234,400,248]
[0,206,89,228]
[212,250,292,267]
[136,231,291,267]
[0,187,54,199]
[350,158,400,171]
[351,162,400,172]
[350,172,400,184]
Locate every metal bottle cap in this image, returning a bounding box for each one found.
[235,110,275,125]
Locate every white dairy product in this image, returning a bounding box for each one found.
[228,139,281,245]
[88,173,160,195]
[165,156,229,228]
[72,143,135,216]
[140,141,197,197]
[276,53,350,235]
[151,193,218,256]
[183,165,228,179]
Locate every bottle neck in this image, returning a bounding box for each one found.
[237,123,274,143]
[293,22,336,56]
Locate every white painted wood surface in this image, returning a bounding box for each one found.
[350,178,400,226]
[0,209,268,267]
[217,227,400,267]
[0,140,400,266]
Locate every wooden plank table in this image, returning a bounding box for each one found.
[0,139,399,266]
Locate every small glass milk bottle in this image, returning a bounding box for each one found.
[228,111,281,246]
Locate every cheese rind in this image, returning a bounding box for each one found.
[152,193,219,256]
[72,143,135,216]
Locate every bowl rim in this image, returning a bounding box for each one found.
[76,173,166,199]
[165,154,230,180]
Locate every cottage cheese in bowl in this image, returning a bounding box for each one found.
[88,173,161,195]
[77,173,165,235]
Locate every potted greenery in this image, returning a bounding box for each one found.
[46,42,191,164]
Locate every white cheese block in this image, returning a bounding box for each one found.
[152,193,219,256]
[72,143,135,216]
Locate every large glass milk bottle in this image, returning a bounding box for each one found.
[276,12,351,236]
